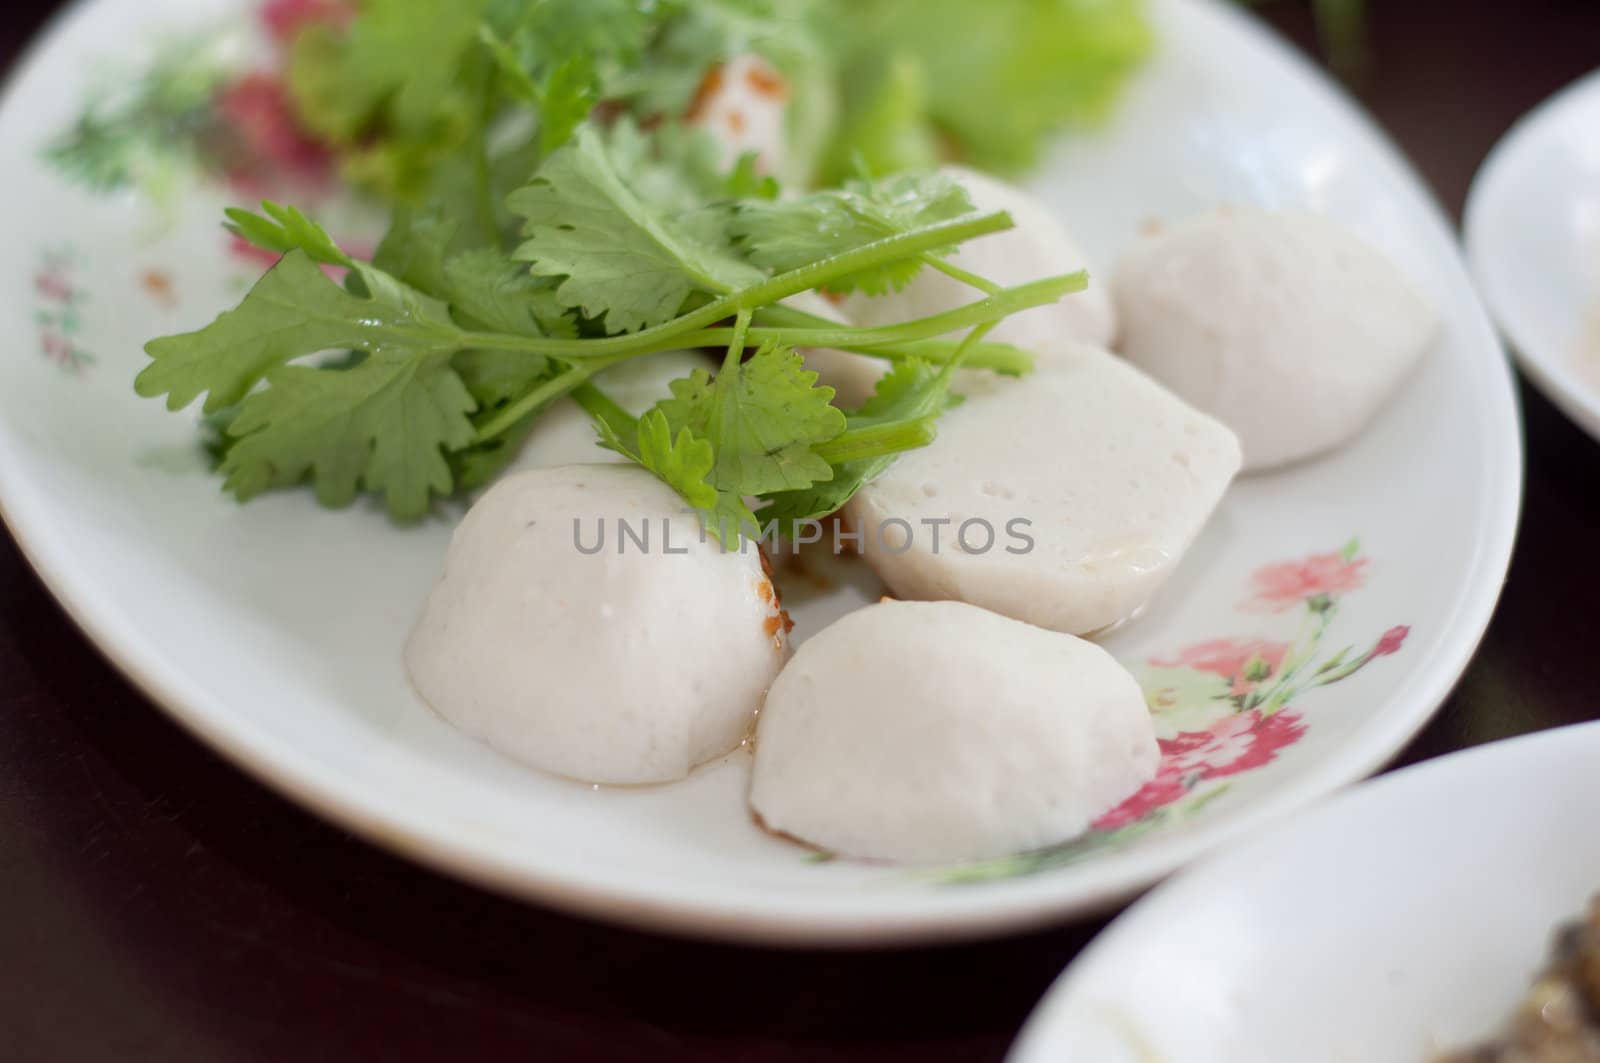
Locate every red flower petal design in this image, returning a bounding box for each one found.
[1241,553,1368,613]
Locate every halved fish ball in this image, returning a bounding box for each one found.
[843,344,1240,635]
[749,600,1159,863]
[407,464,789,785]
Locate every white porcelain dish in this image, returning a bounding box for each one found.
[1010,722,1600,1063]
[0,0,1520,943]
[1466,67,1600,440]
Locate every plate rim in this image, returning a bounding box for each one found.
[1005,720,1600,1061]
[0,0,1524,945]
[1464,66,1600,443]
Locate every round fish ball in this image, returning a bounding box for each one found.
[1113,208,1436,471]
[843,343,1240,636]
[407,464,789,785]
[749,600,1159,864]
[840,165,1117,354]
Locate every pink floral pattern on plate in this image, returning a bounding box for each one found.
[42,0,367,296]
[939,538,1410,883]
[44,0,341,201]
[34,247,94,376]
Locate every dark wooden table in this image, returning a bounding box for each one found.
[4,2,1599,1060]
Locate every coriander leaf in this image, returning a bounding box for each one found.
[536,55,597,156]
[437,252,566,430]
[452,349,556,412]
[508,121,763,333]
[725,152,780,201]
[405,132,542,248]
[369,206,563,424]
[599,403,763,546]
[287,0,489,201]
[653,421,763,546]
[758,358,955,530]
[656,342,845,496]
[818,51,939,186]
[731,172,975,295]
[443,248,574,339]
[291,0,489,140]
[484,0,654,70]
[815,0,1151,174]
[221,347,476,519]
[479,0,660,161]
[614,409,719,511]
[334,108,479,203]
[849,357,963,423]
[369,208,568,444]
[224,202,356,269]
[477,24,597,156]
[373,208,575,340]
[606,0,792,116]
[199,405,240,469]
[136,249,466,414]
[598,407,723,518]
[447,358,569,492]
[450,426,534,493]
[476,22,543,106]
[635,120,751,206]
[285,23,366,141]
[371,205,460,294]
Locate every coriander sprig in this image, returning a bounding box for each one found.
[138,121,1089,528]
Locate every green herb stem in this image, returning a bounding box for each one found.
[919,252,1002,295]
[469,62,498,243]
[811,416,938,464]
[676,270,1085,354]
[752,303,1034,375]
[570,381,635,435]
[724,307,753,371]
[475,359,606,442]
[884,337,1031,374]
[934,318,996,385]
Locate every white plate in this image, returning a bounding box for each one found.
[0,0,1519,944]
[1009,721,1600,1062]
[1466,67,1600,440]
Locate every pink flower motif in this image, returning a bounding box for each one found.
[1151,637,1289,695]
[216,73,330,191]
[1092,710,1308,831]
[35,272,71,301]
[1165,710,1306,780]
[1373,625,1409,658]
[41,332,71,360]
[1241,553,1369,613]
[261,0,352,44]
[1094,772,1189,831]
